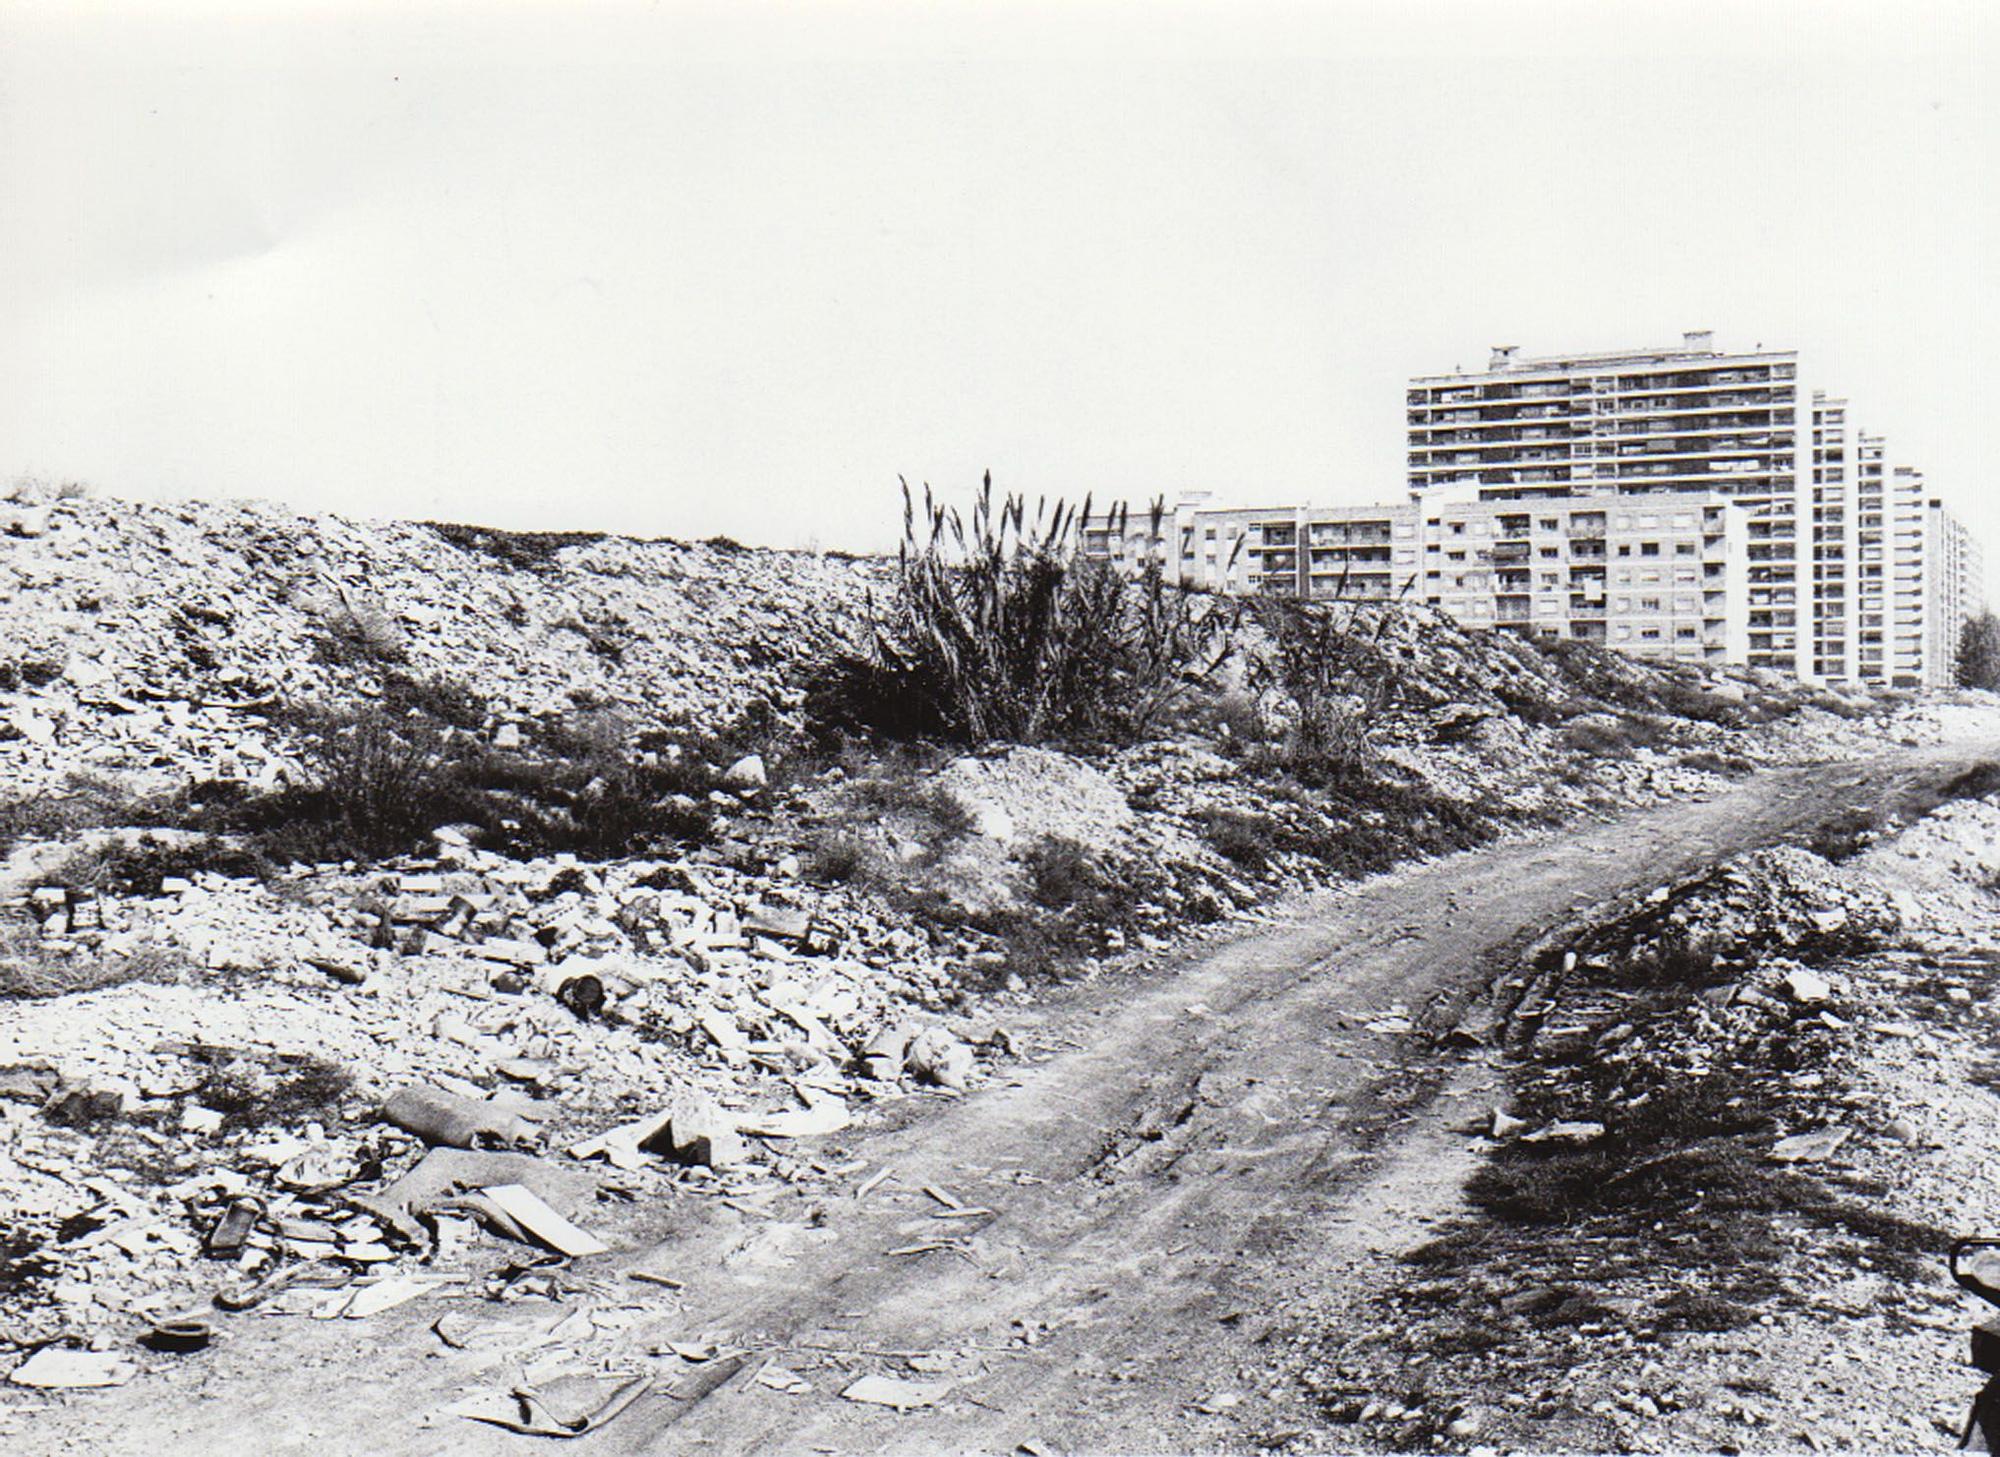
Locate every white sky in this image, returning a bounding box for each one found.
[1,0,1993,556]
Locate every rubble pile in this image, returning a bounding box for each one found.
[1319,786,2000,1452]
[0,487,886,795]
[0,484,1978,1419]
[0,833,997,1359]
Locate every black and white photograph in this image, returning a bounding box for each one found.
[4,1,2000,1451]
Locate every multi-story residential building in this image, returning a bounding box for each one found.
[1081,333,1982,686]
[1405,332,1808,675]
[1083,490,1752,668]
[1809,393,1856,683]
[1926,500,1985,688]
[1416,487,1750,666]
[1888,465,1931,686]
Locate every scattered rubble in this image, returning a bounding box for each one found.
[1309,776,2000,1452]
[0,484,1983,1431]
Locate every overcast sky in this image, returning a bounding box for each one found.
[1,0,1993,556]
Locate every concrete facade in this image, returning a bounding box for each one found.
[1083,490,1752,668]
[1082,334,1980,686]
[1406,333,1807,675]
[1924,499,1985,688]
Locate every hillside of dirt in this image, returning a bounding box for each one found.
[1,481,1994,1446]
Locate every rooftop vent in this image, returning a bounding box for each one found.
[1488,345,1519,368]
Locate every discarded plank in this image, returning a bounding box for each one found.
[481,1183,609,1258]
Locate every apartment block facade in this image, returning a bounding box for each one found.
[1927,501,1984,687]
[1083,334,1981,687]
[1084,490,1752,669]
[1405,333,1808,675]
[1402,334,1981,688]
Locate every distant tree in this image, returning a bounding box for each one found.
[1958,611,2000,689]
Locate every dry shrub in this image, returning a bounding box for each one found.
[0,923,186,1000]
[832,476,1234,746]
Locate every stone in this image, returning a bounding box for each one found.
[638,1089,748,1169]
[1782,968,1833,1004]
[904,1026,974,1091]
[722,754,767,790]
[1771,1126,1851,1163]
[1520,1120,1605,1146]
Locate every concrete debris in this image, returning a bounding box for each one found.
[841,1373,952,1409]
[738,1089,850,1140]
[382,1086,541,1150]
[454,1372,654,1437]
[478,1183,609,1258]
[1770,1127,1852,1164]
[722,754,768,790]
[0,486,1973,1406]
[8,1347,137,1389]
[1519,1120,1606,1146]
[904,1027,975,1091]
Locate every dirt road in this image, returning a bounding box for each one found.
[29,740,2000,1455]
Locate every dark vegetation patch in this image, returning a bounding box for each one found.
[1804,758,2000,862]
[0,774,150,854]
[426,522,609,572]
[181,1046,357,1134]
[1201,770,1500,883]
[8,675,791,876]
[813,478,1234,746]
[0,921,187,1000]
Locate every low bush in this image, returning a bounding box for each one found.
[1559,718,1636,757]
[0,775,145,853]
[0,922,186,1000]
[310,591,408,666]
[45,835,274,896]
[1021,835,1104,910]
[802,833,869,886]
[185,1048,356,1133]
[1197,808,1281,872]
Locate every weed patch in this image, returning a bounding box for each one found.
[426,522,608,572]
[825,478,1234,746]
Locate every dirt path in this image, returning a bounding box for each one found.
[28,740,2000,1455]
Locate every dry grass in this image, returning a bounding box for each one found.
[0,923,187,1000]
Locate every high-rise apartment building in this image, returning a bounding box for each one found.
[1809,393,1856,682]
[1927,500,1984,688]
[1082,333,1982,688]
[1083,490,1753,669]
[1405,332,1808,675]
